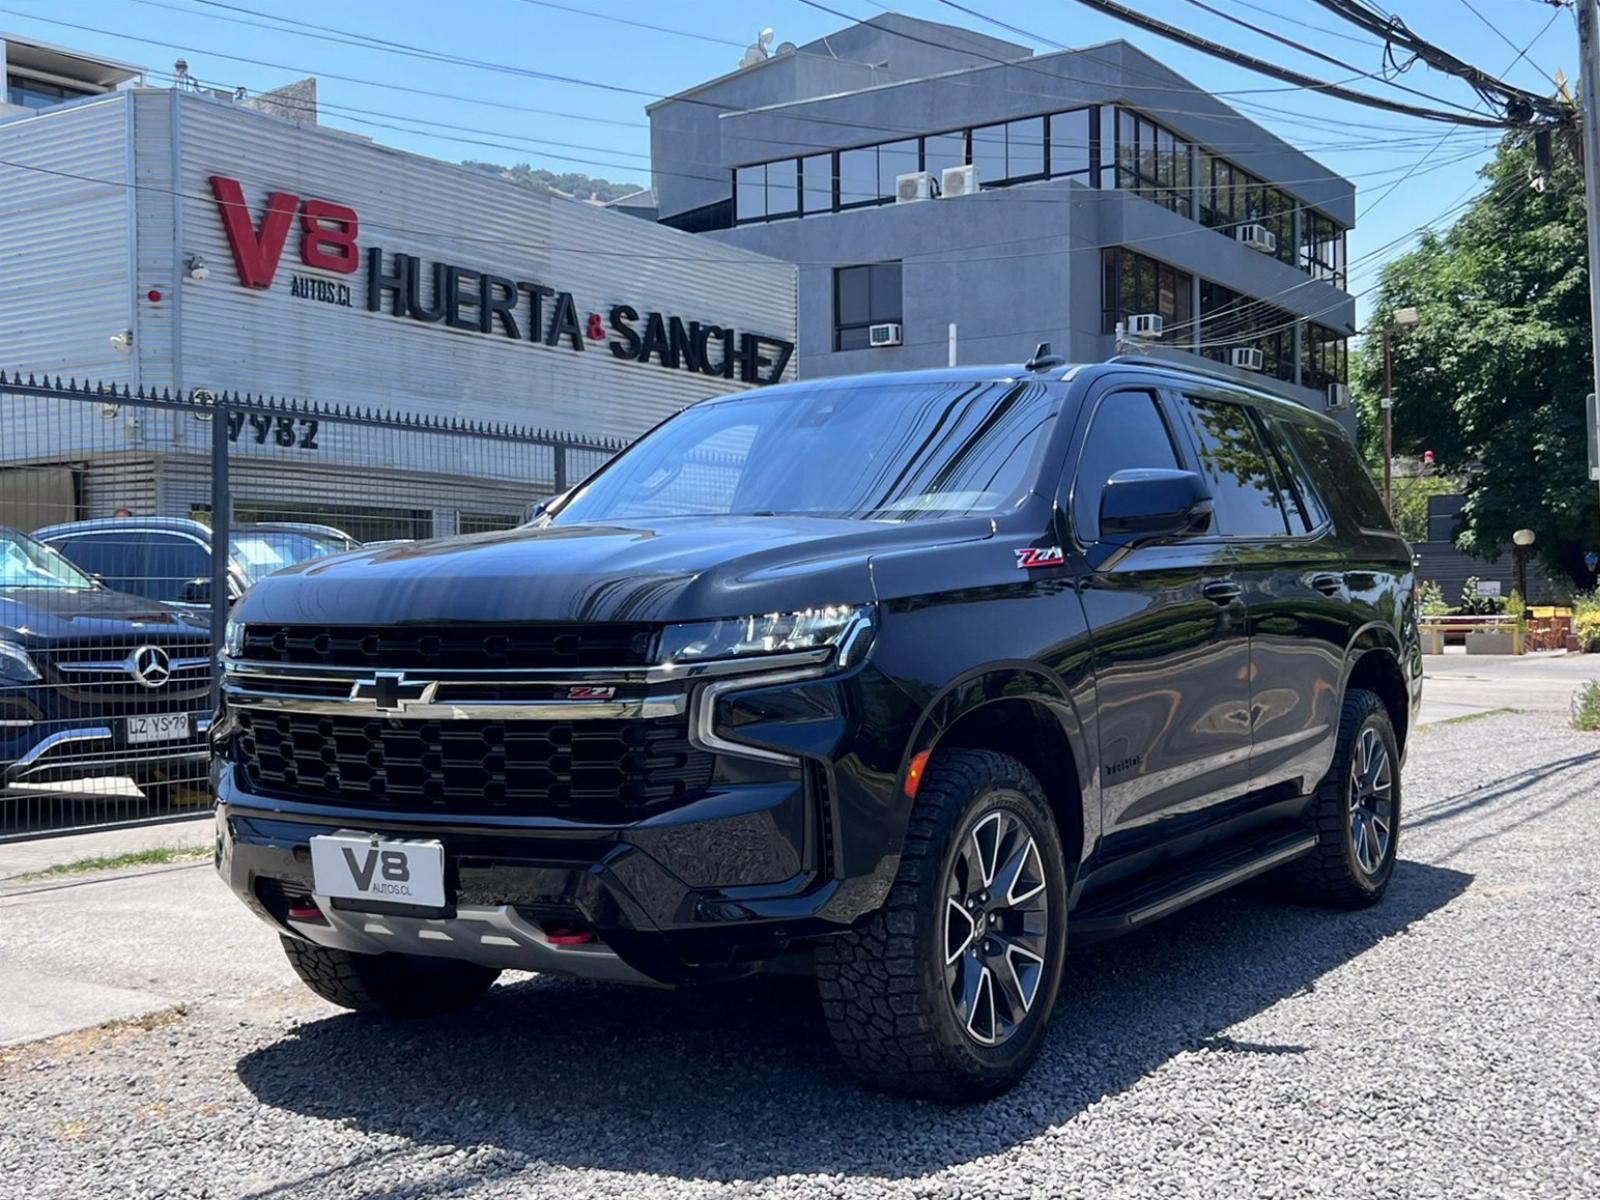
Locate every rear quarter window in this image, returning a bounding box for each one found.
[1281,419,1393,533]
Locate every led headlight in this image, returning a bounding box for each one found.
[0,639,40,683]
[658,604,871,665]
[222,618,245,658]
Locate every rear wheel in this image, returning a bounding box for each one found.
[1281,688,1400,907]
[814,748,1068,1102]
[280,936,501,1017]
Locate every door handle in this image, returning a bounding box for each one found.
[1202,580,1242,605]
[1310,572,1346,596]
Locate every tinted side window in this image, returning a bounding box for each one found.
[48,531,149,596]
[144,534,212,602]
[1263,413,1331,532]
[1177,396,1289,537]
[1285,420,1393,532]
[1071,390,1182,542]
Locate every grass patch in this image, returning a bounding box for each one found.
[16,844,210,881]
[1421,707,1521,730]
[1572,681,1600,732]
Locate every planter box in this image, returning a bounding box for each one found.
[1466,631,1516,655]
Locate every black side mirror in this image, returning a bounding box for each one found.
[1099,469,1213,545]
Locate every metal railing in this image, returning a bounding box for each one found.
[0,371,622,839]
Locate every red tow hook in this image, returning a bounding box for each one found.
[544,925,594,946]
[287,901,325,922]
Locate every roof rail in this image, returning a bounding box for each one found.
[1105,353,1310,405]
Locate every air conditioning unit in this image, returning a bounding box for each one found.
[1231,346,1264,372]
[868,322,903,347]
[1236,223,1277,254]
[896,171,935,203]
[941,164,979,198]
[1125,313,1163,339]
[1327,382,1351,409]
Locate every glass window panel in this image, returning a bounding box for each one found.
[836,266,871,327]
[870,262,903,323]
[765,158,797,217]
[735,165,765,222]
[1098,106,1117,188]
[972,123,1006,186]
[1007,116,1045,179]
[1050,109,1090,176]
[879,139,919,197]
[838,146,877,207]
[1179,397,1290,537]
[837,325,871,351]
[1157,127,1175,188]
[1117,109,1136,185]
[924,131,966,183]
[1072,391,1183,541]
[802,153,833,214]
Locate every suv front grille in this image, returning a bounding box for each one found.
[239,624,657,671]
[232,711,713,819]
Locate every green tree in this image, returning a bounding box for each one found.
[1355,132,1599,589]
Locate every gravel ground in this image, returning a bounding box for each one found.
[1,710,1597,1200]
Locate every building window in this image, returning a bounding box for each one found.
[1199,281,1295,383]
[802,153,833,214]
[5,74,93,110]
[1101,248,1192,342]
[1049,109,1091,179]
[1302,323,1348,391]
[838,145,881,208]
[923,130,967,182]
[834,262,902,351]
[1301,209,1347,289]
[971,116,1048,188]
[878,139,918,197]
[734,160,799,223]
[1200,153,1296,267]
[1115,110,1191,218]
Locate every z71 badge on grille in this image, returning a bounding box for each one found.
[567,685,617,700]
[1014,546,1065,569]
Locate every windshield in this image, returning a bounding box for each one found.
[0,528,95,589]
[229,530,351,584]
[554,379,1060,524]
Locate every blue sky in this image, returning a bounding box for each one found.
[1,0,1577,328]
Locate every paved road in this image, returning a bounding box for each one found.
[1419,649,1600,725]
[2,710,1597,1199]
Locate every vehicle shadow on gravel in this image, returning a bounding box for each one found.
[236,859,1469,1185]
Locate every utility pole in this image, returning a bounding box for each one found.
[1381,327,1394,516]
[1576,1,1600,482]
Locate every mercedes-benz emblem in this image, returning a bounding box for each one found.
[130,645,172,689]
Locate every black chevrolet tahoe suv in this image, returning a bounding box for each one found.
[214,356,1420,1101]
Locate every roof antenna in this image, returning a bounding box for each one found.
[1025,342,1065,372]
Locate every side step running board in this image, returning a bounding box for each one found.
[1071,829,1319,939]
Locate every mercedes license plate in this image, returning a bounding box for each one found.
[126,713,190,744]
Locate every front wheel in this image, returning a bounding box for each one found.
[1281,688,1401,908]
[814,748,1068,1102]
[280,937,501,1017]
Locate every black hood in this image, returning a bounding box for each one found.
[0,585,209,645]
[234,514,999,626]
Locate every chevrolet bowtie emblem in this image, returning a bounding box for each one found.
[350,671,434,713]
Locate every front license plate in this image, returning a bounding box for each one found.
[309,833,446,909]
[126,713,190,744]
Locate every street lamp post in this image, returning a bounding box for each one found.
[1380,306,1421,517]
[1513,528,1536,604]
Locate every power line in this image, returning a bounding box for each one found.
[1058,0,1527,128]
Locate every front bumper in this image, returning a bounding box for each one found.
[2,714,212,787]
[217,760,863,985]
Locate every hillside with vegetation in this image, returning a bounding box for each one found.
[459,161,646,204]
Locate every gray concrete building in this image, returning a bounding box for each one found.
[639,13,1356,421]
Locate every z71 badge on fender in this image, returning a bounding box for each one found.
[1015,546,1065,569]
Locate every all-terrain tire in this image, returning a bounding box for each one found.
[280,936,501,1017]
[1280,688,1400,908]
[814,748,1068,1103]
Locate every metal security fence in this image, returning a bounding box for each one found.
[0,371,621,839]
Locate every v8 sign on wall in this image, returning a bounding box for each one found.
[205,176,794,386]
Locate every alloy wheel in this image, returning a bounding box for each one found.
[1347,726,1394,876]
[943,806,1050,1047]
